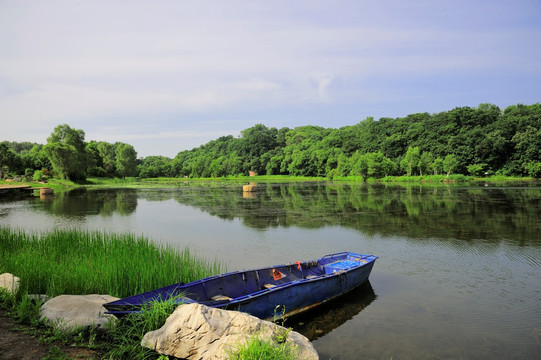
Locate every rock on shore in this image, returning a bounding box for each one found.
[40,294,119,331]
[142,302,319,359]
[0,273,20,294]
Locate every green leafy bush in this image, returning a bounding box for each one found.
[33,170,44,181]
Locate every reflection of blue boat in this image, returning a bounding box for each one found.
[293,281,377,341]
[104,251,378,320]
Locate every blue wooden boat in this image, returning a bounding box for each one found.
[104,251,378,320]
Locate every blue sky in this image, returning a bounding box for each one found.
[1,0,540,157]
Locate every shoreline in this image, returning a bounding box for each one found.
[3,174,537,193]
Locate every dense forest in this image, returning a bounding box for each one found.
[1,103,540,181]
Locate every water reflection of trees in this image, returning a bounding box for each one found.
[164,183,541,244]
[40,184,541,243]
[38,188,138,217]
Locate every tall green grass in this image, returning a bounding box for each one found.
[0,228,299,359]
[103,294,185,359]
[0,228,222,298]
[226,334,300,360]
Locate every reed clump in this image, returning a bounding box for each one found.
[103,294,186,359]
[0,227,222,298]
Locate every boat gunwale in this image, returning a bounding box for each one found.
[221,254,377,305]
[104,251,378,312]
[188,252,376,287]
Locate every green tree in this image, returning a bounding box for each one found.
[433,157,444,175]
[400,146,420,176]
[477,130,509,171]
[138,156,173,178]
[30,102,535,180]
[443,154,458,176]
[97,142,117,177]
[43,124,88,181]
[380,156,397,177]
[525,161,541,178]
[335,154,351,177]
[115,143,138,178]
[20,144,50,171]
[32,169,45,182]
[467,163,488,177]
[263,149,284,175]
[240,124,279,174]
[0,143,19,178]
[223,151,243,176]
[419,152,434,176]
[511,126,541,174]
[382,132,407,159]
[208,156,226,177]
[86,141,106,177]
[349,152,395,180]
[351,152,369,179]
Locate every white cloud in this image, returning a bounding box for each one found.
[1,0,540,155]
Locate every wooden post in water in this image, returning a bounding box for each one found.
[242,182,257,197]
[39,187,54,199]
[40,188,54,196]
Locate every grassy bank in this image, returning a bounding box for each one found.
[86,175,328,187]
[87,174,538,187]
[0,227,299,359]
[379,174,537,184]
[0,228,222,298]
[3,174,536,195]
[0,178,78,193]
[1,287,299,360]
[380,174,470,183]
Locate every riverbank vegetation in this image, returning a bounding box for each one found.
[87,174,533,188]
[0,228,222,298]
[226,334,300,360]
[0,228,214,359]
[1,103,540,182]
[1,286,299,360]
[0,227,301,359]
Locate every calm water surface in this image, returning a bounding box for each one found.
[1,182,540,359]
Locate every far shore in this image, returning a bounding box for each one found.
[1,174,538,194]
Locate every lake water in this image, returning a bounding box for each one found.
[1,182,540,359]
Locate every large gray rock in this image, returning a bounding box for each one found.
[0,273,20,294]
[142,303,319,360]
[40,294,119,331]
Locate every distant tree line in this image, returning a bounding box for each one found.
[171,103,541,179]
[0,124,138,181]
[1,103,540,181]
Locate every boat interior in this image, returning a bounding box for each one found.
[180,253,373,305]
